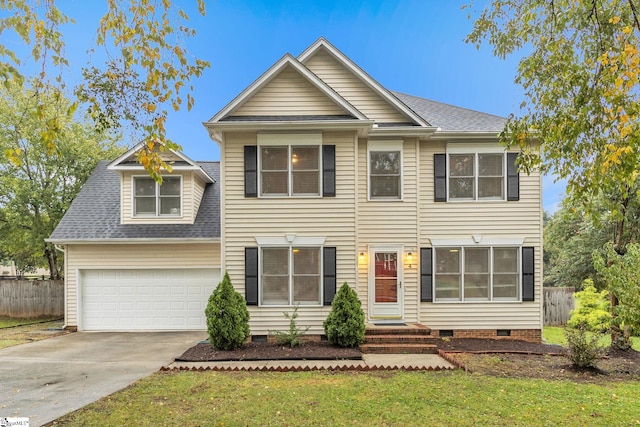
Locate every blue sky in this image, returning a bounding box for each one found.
[19,0,565,211]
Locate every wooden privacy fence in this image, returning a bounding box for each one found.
[0,280,64,318]
[544,287,575,326]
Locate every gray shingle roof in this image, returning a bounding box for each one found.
[392,91,506,132]
[48,161,220,242]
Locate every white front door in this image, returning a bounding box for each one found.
[368,247,403,321]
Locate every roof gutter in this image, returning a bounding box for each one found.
[429,131,502,140]
[368,126,439,138]
[45,238,221,245]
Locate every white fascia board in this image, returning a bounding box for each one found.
[45,238,221,245]
[108,145,214,183]
[107,141,146,169]
[206,54,367,123]
[110,164,215,184]
[298,38,432,128]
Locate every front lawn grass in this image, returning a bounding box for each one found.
[0,316,61,329]
[544,326,640,350]
[0,318,65,349]
[53,370,640,426]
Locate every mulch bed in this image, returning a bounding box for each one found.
[435,338,567,355]
[177,340,362,362]
[177,337,566,362]
[176,338,640,382]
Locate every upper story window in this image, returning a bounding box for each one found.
[261,146,320,196]
[257,133,322,197]
[368,140,402,200]
[133,176,181,216]
[434,246,520,302]
[449,153,504,201]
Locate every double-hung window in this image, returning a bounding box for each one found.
[258,133,321,197]
[449,153,505,201]
[261,247,322,306]
[133,176,181,216]
[434,246,519,302]
[368,141,402,199]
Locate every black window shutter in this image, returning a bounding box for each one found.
[322,145,336,197]
[323,247,337,305]
[245,247,259,305]
[420,248,433,302]
[244,146,258,198]
[522,246,535,301]
[507,152,520,201]
[434,154,446,202]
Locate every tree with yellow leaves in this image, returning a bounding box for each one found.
[467,0,640,349]
[0,0,210,181]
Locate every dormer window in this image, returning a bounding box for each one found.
[133,176,181,216]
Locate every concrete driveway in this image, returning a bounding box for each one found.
[0,331,205,426]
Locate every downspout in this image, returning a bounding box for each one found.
[54,244,67,329]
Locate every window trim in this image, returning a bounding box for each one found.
[447,152,506,202]
[258,244,324,307]
[432,246,521,303]
[131,175,182,218]
[367,140,404,201]
[257,133,322,198]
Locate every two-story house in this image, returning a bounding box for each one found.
[49,38,542,341]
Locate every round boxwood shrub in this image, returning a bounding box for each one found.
[323,282,365,348]
[205,271,250,351]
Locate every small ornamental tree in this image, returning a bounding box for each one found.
[205,272,250,351]
[567,280,611,333]
[270,305,310,348]
[323,282,365,348]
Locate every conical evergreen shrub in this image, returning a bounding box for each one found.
[205,271,250,350]
[323,282,365,347]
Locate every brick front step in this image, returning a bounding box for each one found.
[364,325,432,336]
[364,334,437,344]
[359,343,439,354]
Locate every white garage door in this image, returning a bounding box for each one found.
[80,268,220,331]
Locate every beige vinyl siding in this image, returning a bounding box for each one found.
[64,243,221,328]
[356,138,420,322]
[418,140,543,329]
[121,171,195,224]
[192,173,207,216]
[303,49,410,123]
[233,65,349,117]
[222,131,358,335]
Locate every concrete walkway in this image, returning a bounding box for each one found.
[167,353,456,371]
[0,331,205,427]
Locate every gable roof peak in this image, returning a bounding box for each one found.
[297,38,432,128]
[206,52,367,124]
[107,140,215,183]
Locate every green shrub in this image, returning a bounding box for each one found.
[323,282,365,348]
[564,325,607,369]
[567,280,610,333]
[205,272,250,351]
[270,305,310,348]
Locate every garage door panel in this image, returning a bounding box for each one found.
[81,268,219,331]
